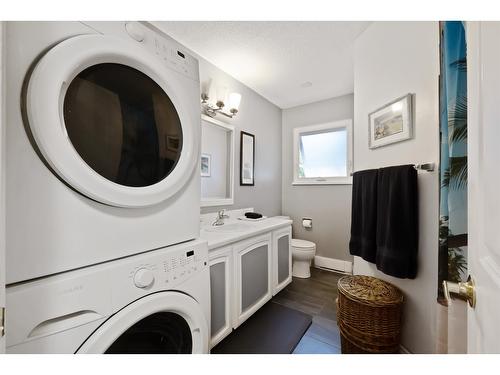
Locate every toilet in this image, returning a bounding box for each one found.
[291,239,316,278]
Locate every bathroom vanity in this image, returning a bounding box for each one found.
[200,210,292,348]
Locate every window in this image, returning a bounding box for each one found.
[293,120,353,185]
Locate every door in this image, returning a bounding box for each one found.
[466,21,500,353]
[77,292,208,353]
[0,21,6,354]
[272,226,292,295]
[209,246,233,348]
[25,34,198,208]
[234,234,272,327]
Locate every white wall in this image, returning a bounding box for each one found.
[198,59,283,216]
[147,23,283,217]
[282,94,353,261]
[353,22,440,353]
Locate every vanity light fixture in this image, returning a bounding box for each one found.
[201,88,241,119]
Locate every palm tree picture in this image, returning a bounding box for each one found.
[442,94,467,190]
[438,21,468,302]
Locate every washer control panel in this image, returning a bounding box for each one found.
[127,241,206,290]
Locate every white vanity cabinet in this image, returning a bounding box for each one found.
[208,245,233,348]
[206,221,292,349]
[272,226,292,296]
[233,233,273,328]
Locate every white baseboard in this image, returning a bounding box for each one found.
[314,256,353,274]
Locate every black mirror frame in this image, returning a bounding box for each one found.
[239,131,255,186]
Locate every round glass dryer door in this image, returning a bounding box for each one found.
[25,34,199,208]
[64,63,183,188]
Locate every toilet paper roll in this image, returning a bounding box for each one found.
[302,219,312,228]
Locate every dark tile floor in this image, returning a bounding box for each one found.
[272,267,343,354]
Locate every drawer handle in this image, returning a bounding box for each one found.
[29,310,102,338]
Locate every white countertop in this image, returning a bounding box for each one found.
[200,216,293,250]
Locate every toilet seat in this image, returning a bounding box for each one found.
[291,239,316,250]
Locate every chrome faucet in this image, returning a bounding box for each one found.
[212,209,229,226]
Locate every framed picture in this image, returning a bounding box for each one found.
[368,94,413,149]
[200,153,211,177]
[240,131,255,186]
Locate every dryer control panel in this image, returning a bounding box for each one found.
[127,22,199,82]
[150,36,198,81]
[81,21,200,82]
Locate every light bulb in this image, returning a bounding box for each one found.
[208,85,217,105]
[216,86,229,106]
[228,93,242,111]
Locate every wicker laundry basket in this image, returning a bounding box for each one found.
[336,275,404,354]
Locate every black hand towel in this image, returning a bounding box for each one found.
[245,212,263,219]
[376,165,419,279]
[349,169,379,263]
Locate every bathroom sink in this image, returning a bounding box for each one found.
[204,222,255,233]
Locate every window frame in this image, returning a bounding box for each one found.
[292,119,353,185]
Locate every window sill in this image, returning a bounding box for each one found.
[292,178,352,186]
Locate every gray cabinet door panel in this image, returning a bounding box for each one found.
[210,261,226,337]
[277,235,290,284]
[241,244,269,312]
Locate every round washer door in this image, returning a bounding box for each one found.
[25,34,199,208]
[77,292,208,354]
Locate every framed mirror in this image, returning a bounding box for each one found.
[200,114,235,207]
[240,131,255,186]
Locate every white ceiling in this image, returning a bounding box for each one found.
[153,21,371,109]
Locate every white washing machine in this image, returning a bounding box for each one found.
[6,239,210,353]
[5,22,201,284]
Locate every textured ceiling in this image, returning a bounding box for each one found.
[153,21,371,109]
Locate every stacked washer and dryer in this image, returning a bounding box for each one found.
[4,22,210,353]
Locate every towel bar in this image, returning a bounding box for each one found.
[413,163,435,172]
[350,163,435,176]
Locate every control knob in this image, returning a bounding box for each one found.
[133,268,155,288]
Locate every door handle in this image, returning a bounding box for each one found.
[443,275,476,308]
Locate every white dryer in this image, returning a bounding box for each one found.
[5,22,201,283]
[6,239,210,353]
